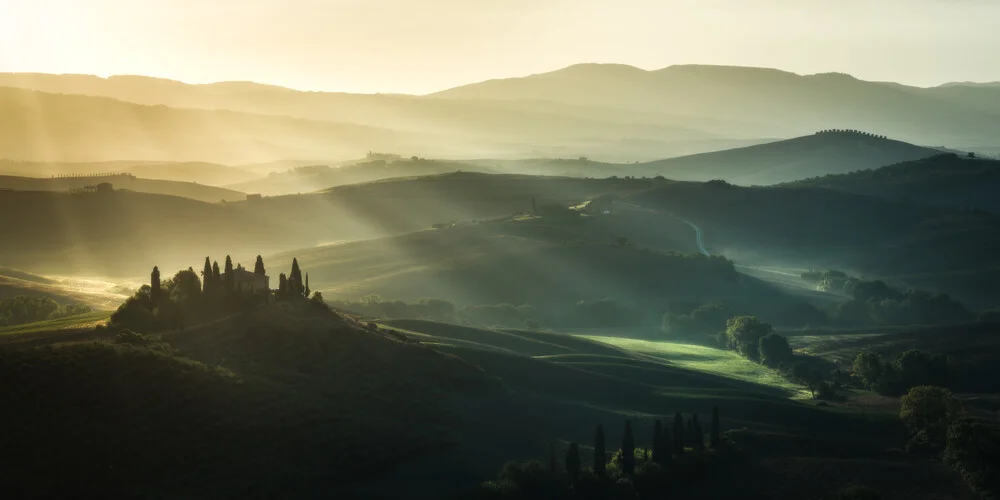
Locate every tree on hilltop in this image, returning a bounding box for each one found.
[254,255,266,275]
[224,256,235,292]
[202,257,213,295]
[150,266,161,306]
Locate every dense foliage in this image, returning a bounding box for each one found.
[852,349,950,396]
[0,295,92,326]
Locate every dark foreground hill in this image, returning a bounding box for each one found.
[635,131,942,185]
[0,173,246,203]
[0,303,502,498]
[4,300,969,499]
[785,153,1000,213]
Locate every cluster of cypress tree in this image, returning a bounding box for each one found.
[563,406,724,482]
[276,257,311,300]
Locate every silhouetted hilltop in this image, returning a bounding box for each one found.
[0,173,246,203]
[786,153,1000,213]
[636,131,942,184]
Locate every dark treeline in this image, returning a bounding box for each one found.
[802,270,973,327]
[466,408,747,500]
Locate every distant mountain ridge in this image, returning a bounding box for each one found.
[2,64,999,165]
[436,63,1000,148]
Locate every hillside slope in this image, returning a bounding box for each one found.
[785,153,1000,213]
[636,131,942,185]
[0,174,246,203]
[0,159,261,186]
[625,181,1000,305]
[0,303,501,498]
[0,86,449,163]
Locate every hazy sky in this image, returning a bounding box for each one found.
[3,0,999,94]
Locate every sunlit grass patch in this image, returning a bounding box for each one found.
[577,335,806,396]
[0,311,110,336]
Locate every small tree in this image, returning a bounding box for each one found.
[758,333,793,368]
[593,424,606,477]
[304,273,311,298]
[853,350,883,389]
[710,406,721,449]
[622,420,635,476]
[673,412,684,455]
[254,255,266,275]
[565,443,581,481]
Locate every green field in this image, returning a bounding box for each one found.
[576,335,809,398]
[0,311,110,336]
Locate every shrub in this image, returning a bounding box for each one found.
[900,386,962,451]
[757,333,793,368]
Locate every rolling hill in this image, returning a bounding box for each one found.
[435,63,1000,150]
[634,130,943,185]
[0,189,299,276]
[0,159,261,186]
[3,299,951,498]
[784,153,1000,213]
[0,77,745,163]
[623,181,1000,306]
[0,86,452,163]
[0,173,654,276]
[0,173,247,203]
[225,158,499,196]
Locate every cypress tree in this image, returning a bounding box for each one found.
[278,273,288,298]
[150,266,161,305]
[212,261,221,290]
[673,412,684,456]
[710,406,721,449]
[304,273,310,298]
[565,443,581,481]
[593,424,606,477]
[224,256,235,292]
[202,257,213,295]
[652,420,664,463]
[662,418,673,460]
[622,420,635,476]
[289,258,303,297]
[254,255,266,275]
[693,415,705,451]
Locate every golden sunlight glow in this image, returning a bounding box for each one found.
[3,0,1000,93]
